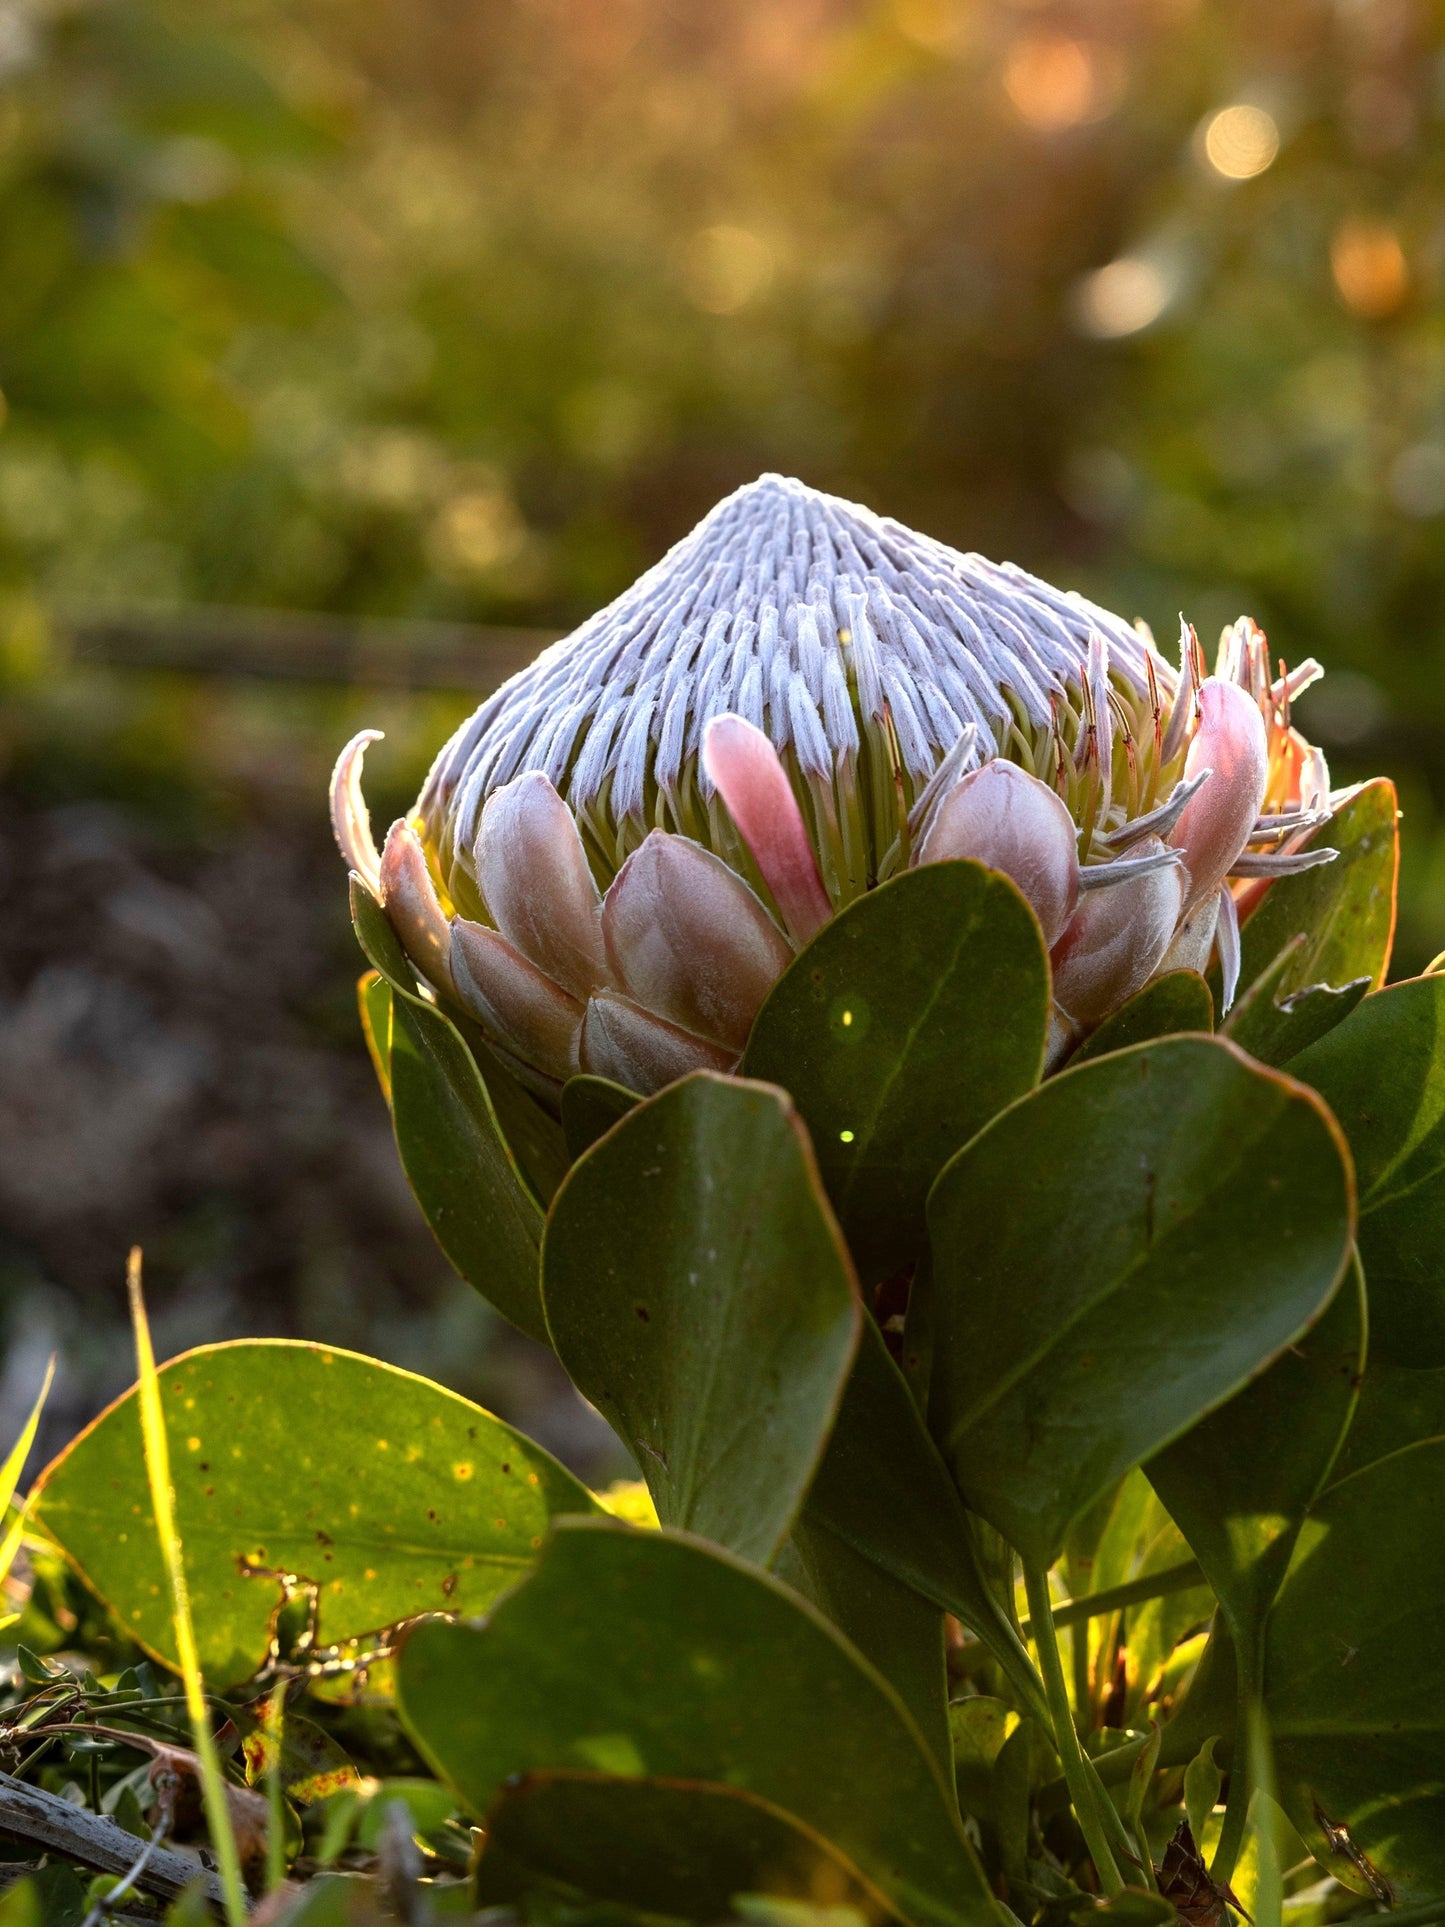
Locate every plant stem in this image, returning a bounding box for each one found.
[1020,1557,1205,1635]
[1210,1638,1263,1888]
[265,1683,287,1893]
[128,1250,248,1927]
[1023,1560,1125,1897]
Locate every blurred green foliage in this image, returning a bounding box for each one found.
[0,0,1438,648]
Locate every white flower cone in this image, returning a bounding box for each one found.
[332,474,1340,1094]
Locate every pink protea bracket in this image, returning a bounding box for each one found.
[1051,840,1186,1027]
[602,831,793,1053]
[451,918,585,1082]
[916,760,1080,947]
[477,771,611,1000]
[580,989,734,1091]
[701,715,833,947]
[380,820,455,998]
[1169,679,1269,914]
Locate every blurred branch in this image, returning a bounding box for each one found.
[54,604,557,695]
[0,1770,227,1907]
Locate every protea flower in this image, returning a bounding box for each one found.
[332,474,1334,1097]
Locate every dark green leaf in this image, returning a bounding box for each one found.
[784,1513,950,1775]
[1148,1255,1365,1647]
[1327,1360,1445,1489]
[560,1073,641,1161]
[352,877,555,1338]
[928,1037,1355,1567]
[744,861,1049,1282]
[1226,779,1399,1014]
[1292,974,1445,1365]
[31,1340,597,1687]
[1070,971,1214,1066]
[1266,1435,1445,1901]
[543,1073,860,1565]
[397,1517,994,1927]
[389,993,549,1342]
[803,1318,1039,1710]
[1156,1614,1237,1772]
[948,1697,1013,1829]
[474,1772,902,1920]
[357,969,392,1104]
[1224,950,1368,1069]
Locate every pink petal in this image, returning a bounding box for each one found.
[916,760,1079,946]
[1169,678,1269,914]
[329,729,384,895]
[477,772,610,999]
[1050,839,1185,1026]
[381,820,455,997]
[451,918,584,1082]
[701,715,832,946]
[580,989,734,1094]
[602,832,792,1052]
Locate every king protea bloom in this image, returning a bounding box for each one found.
[332,474,1335,1097]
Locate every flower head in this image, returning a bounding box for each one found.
[333,474,1336,1094]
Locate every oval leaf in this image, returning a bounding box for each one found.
[542,1073,861,1566]
[560,1073,640,1162]
[30,1341,598,1687]
[1226,778,1399,1023]
[397,1517,993,1927]
[1267,1435,1445,1901]
[1292,974,1445,1365]
[1148,1256,1365,1650]
[928,1037,1355,1567]
[475,1772,902,1919]
[1070,971,1214,1067]
[744,861,1049,1283]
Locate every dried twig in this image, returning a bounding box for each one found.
[0,1769,226,1905]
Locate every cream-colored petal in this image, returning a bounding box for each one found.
[451,917,583,1082]
[380,820,454,997]
[477,771,610,999]
[579,989,733,1095]
[329,729,384,895]
[1159,890,1220,978]
[602,832,792,1052]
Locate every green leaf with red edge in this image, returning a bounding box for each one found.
[927,1037,1355,1568]
[29,1340,598,1688]
[351,877,550,1342]
[397,1517,996,1927]
[474,1772,904,1920]
[542,1072,861,1567]
[1069,970,1213,1066]
[1223,779,1399,1058]
[1291,973,1445,1365]
[743,860,1049,1285]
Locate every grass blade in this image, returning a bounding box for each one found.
[0,1355,56,1597]
[127,1248,248,1925]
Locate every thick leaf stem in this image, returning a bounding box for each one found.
[1211,1640,1263,1887]
[1023,1561,1124,1897]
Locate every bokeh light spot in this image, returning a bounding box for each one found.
[683,225,775,315]
[1199,104,1279,179]
[1331,219,1409,320]
[1003,35,1123,133]
[1072,258,1172,338]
